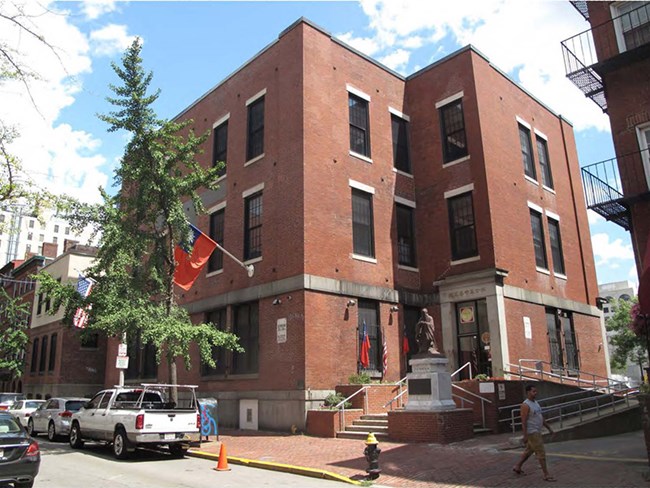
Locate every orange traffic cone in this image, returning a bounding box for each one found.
[213,442,231,471]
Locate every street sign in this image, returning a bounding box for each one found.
[118,343,127,357]
[115,356,129,369]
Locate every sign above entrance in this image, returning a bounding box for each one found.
[459,306,475,324]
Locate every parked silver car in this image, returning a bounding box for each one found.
[8,400,46,427]
[27,398,88,441]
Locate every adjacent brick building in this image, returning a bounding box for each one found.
[102,18,608,431]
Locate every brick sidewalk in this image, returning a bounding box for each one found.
[191,429,649,487]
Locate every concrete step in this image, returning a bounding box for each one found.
[346,424,389,433]
[473,427,493,435]
[360,414,388,421]
[354,419,389,427]
[336,430,390,441]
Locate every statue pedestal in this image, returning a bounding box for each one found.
[405,356,456,411]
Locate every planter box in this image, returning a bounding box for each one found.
[306,408,363,438]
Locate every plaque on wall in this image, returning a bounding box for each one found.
[408,379,432,396]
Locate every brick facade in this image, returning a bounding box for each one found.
[387,409,474,443]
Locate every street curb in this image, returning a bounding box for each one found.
[188,449,363,485]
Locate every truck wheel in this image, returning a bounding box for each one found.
[169,444,188,458]
[69,422,84,449]
[27,418,36,437]
[113,428,131,460]
[47,421,57,441]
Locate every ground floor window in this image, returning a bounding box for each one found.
[125,332,157,380]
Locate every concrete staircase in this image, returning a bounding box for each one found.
[336,413,389,440]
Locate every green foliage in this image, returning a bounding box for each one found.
[37,38,237,372]
[606,297,647,374]
[474,373,489,381]
[348,372,372,384]
[323,393,350,409]
[0,288,31,377]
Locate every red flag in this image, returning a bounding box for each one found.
[638,234,650,314]
[173,223,218,291]
[402,333,410,354]
[382,330,388,377]
[360,320,370,368]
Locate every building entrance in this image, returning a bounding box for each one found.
[456,299,491,379]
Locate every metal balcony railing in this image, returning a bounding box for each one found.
[581,148,650,230]
[561,2,650,112]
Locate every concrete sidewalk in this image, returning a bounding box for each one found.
[189,429,649,487]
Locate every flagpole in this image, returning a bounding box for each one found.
[215,242,255,278]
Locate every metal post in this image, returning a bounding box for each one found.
[216,243,255,277]
[118,332,126,387]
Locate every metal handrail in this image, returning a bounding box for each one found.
[498,387,600,413]
[451,361,473,380]
[335,386,369,432]
[383,376,408,410]
[452,383,493,428]
[452,393,475,409]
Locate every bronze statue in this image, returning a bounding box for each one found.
[415,308,441,356]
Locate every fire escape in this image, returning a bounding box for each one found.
[561,1,650,231]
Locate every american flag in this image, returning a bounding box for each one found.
[382,329,388,377]
[73,274,94,329]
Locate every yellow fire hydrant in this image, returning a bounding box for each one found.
[363,432,381,480]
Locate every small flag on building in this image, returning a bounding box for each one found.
[173,223,218,291]
[73,274,94,329]
[402,327,410,354]
[382,329,388,377]
[360,320,370,368]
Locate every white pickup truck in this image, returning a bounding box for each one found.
[68,383,200,459]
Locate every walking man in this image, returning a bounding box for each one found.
[513,384,556,482]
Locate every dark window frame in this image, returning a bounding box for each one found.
[351,189,375,258]
[358,300,381,373]
[201,308,228,376]
[349,93,371,157]
[447,192,478,261]
[232,302,259,375]
[396,203,416,267]
[39,335,48,373]
[547,217,565,275]
[536,137,553,189]
[391,114,411,173]
[530,209,548,269]
[439,99,468,163]
[30,338,39,373]
[48,334,57,372]
[208,208,225,273]
[246,97,265,161]
[519,124,536,180]
[212,120,228,177]
[244,192,263,261]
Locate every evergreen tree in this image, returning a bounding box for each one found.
[38,39,240,391]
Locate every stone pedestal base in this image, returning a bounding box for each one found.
[405,356,455,411]
[387,409,474,443]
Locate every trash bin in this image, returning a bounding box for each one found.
[198,398,218,441]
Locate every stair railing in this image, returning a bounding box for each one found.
[452,383,493,428]
[451,361,473,380]
[334,385,370,432]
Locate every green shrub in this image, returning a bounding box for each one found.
[323,392,350,409]
[474,373,489,381]
[348,372,371,384]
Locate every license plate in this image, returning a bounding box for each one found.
[164,434,175,440]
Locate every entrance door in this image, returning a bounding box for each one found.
[546,308,580,373]
[456,299,491,379]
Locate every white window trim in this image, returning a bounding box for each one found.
[244,256,263,266]
[394,196,416,208]
[392,168,414,178]
[542,185,556,195]
[244,153,265,167]
[435,91,464,109]
[554,272,568,281]
[398,264,419,272]
[213,113,230,129]
[524,174,539,186]
[442,155,471,168]
[388,106,410,121]
[242,182,265,199]
[533,128,547,141]
[527,201,543,214]
[635,122,650,190]
[351,253,377,264]
[536,266,551,275]
[246,88,266,106]
[444,183,474,200]
[349,151,373,164]
[546,210,560,222]
[516,116,532,130]
[451,255,480,266]
[346,84,371,102]
[207,201,226,214]
[349,179,375,194]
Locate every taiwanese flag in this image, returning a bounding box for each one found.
[360,320,371,368]
[402,328,410,354]
[638,233,650,314]
[173,223,218,291]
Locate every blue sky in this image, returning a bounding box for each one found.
[0,0,638,288]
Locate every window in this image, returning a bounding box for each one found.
[614,2,650,52]
[27,232,33,241]
[65,227,70,235]
[212,121,228,176]
[440,100,468,163]
[352,189,375,257]
[25,244,31,254]
[208,209,225,272]
[396,204,416,267]
[530,209,548,269]
[30,338,39,373]
[37,293,43,315]
[232,302,259,374]
[349,93,370,157]
[48,334,57,372]
[29,220,34,229]
[244,192,262,260]
[54,224,59,233]
[39,234,44,242]
[246,97,264,161]
[519,124,536,180]
[358,300,380,372]
[39,335,48,373]
[391,114,411,173]
[547,218,565,275]
[53,237,58,244]
[80,333,99,349]
[537,138,553,189]
[637,124,650,190]
[202,308,227,376]
[125,332,157,380]
[447,193,478,260]
[546,308,579,371]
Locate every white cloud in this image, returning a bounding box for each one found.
[337,32,381,57]
[82,0,119,20]
[591,233,635,266]
[588,210,605,225]
[90,24,137,57]
[379,49,410,72]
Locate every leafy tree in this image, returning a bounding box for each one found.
[38,39,240,395]
[0,287,31,378]
[606,297,647,379]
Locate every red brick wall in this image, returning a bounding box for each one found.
[306,408,363,437]
[387,409,474,443]
[335,384,403,413]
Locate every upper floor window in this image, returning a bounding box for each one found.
[447,192,478,260]
[351,188,375,258]
[65,227,70,235]
[613,2,650,52]
[519,124,536,180]
[27,232,33,241]
[391,114,411,173]
[246,97,265,161]
[537,137,553,189]
[244,192,263,260]
[349,93,370,157]
[54,224,59,233]
[212,120,228,177]
[547,217,565,275]
[208,208,225,272]
[529,209,548,269]
[28,220,34,228]
[439,99,468,163]
[396,203,416,267]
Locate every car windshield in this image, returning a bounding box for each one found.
[0,416,22,434]
[25,401,43,409]
[65,400,86,412]
[0,393,24,403]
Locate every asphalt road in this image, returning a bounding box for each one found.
[31,437,349,488]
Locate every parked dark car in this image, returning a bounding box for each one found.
[0,411,40,488]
